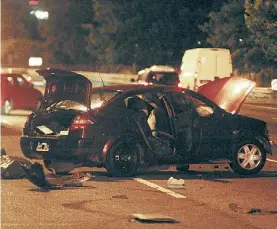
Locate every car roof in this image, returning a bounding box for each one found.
[92,84,185,93]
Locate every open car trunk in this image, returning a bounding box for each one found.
[36,69,92,110]
[26,69,93,136]
[27,100,90,136]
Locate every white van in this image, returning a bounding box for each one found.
[179,48,233,90]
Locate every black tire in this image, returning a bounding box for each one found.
[1,100,13,115]
[43,160,71,175]
[230,140,266,175]
[105,138,143,177]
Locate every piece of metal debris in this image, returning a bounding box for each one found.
[229,204,277,215]
[1,148,32,179]
[130,214,179,223]
[247,208,262,214]
[112,195,128,199]
[21,162,92,189]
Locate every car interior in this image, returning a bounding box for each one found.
[124,94,175,155]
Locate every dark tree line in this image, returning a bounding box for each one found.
[1,0,276,83]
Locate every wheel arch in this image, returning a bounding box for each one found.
[230,130,271,158]
[101,130,147,163]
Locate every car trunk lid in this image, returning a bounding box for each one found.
[36,68,92,109]
[197,77,256,114]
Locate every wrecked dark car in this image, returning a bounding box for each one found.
[20,69,272,176]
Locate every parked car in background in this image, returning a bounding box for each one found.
[20,69,272,176]
[132,65,181,87]
[1,73,43,115]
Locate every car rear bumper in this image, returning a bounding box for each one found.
[20,135,104,165]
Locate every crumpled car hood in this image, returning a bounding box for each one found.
[197,77,256,114]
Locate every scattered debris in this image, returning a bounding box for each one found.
[130,213,179,223]
[21,162,92,189]
[1,148,32,179]
[229,204,277,215]
[112,195,128,199]
[246,208,277,215]
[167,177,185,189]
[247,208,262,214]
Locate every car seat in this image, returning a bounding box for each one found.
[148,106,174,140]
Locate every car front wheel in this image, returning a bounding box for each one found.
[230,141,266,175]
[105,139,142,177]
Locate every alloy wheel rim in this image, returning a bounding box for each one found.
[114,143,138,175]
[237,144,262,170]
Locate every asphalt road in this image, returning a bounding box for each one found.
[1,103,277,229]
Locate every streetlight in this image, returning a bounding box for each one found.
[30,10,49,20]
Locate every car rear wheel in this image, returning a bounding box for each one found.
[230,141,266,175]
[2,100,13,115]
[105,138,142,177]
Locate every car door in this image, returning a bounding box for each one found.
[13,74,34,109]
[165,91,201,158]
[186,91,233,160]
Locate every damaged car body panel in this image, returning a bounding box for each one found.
[20,69,272,176]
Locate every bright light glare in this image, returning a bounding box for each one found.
[30,10,49,20]
[29,57,43,66]
[232,81,250,95]
[91,101,103,109]
[182,72,194,77]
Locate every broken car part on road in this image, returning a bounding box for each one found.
[0,148,32,179]
[21,162,92,189]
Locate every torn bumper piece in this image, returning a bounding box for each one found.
[21,162,93,189]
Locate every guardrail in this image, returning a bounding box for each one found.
[248,87,276,101]
[2,67,276,104]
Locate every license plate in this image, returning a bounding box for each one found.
[36,142,50,152]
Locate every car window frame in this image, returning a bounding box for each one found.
[186,90,223,117]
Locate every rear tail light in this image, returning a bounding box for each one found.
[70,115,94,130]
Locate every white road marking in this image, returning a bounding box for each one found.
[134,178,186,199]
[272,117,277,120]
[266,158,277,163]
